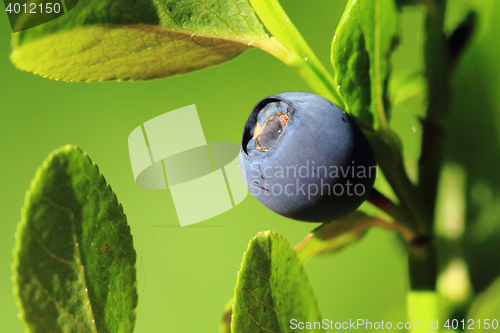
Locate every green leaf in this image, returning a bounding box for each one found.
[294,211,401,264]
[467,276,500,331]
[220,298,233,333]
[331,0,400,130]
[10,0,279,82]
[389,71,427,107]
[232,231,322,333]
[12,145,137,333]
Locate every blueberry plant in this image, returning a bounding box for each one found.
[9,0,500,332]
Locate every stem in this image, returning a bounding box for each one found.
[249,0,346,109]
[418,0,450,227]
[409,236,438,290]
[367,188,412,228]
[369,218,415,243]
[404,0,448,327]
[294,216,415,264]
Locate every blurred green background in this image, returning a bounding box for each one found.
[1,0,498,331]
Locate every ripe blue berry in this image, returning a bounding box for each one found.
[239,92,376,222]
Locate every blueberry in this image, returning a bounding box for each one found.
[239,92,376,222]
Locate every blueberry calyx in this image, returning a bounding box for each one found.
[256,112,289,152]
[242,97,291,156]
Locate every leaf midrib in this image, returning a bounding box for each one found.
[14,22,273,53]
[43,196,99,332]
[71,211,99,333]
[265,235,284,333]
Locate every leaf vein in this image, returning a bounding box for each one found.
[244,311,275,333]
[244,285,277,312]
[34,233,73,266]
[33,277,93,333]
